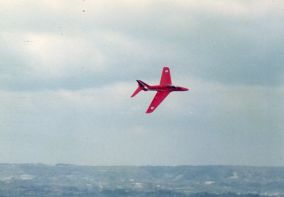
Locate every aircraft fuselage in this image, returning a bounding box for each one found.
[144,85,188,92]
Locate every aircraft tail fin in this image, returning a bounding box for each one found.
[137,80,149,88]
[131,80,148,97]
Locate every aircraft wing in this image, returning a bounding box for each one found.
[159,67,172,85]
[146,91,170,113]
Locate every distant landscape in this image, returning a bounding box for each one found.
[1,164,284,197]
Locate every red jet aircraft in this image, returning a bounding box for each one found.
[131,67,188,113]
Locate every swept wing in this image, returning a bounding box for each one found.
[159,67,172,85]
[146,91,170,113]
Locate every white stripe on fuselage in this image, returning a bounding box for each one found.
[146,89,169,91]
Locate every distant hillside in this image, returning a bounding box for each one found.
[0,164,284,196]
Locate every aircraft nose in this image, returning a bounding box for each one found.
[183,88,189,91]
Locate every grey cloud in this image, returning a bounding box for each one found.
[2,0,284,91]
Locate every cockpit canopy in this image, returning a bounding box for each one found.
[166,85,182,89]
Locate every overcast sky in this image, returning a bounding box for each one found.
[1,0,284,166]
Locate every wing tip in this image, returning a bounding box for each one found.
[163,67,170,73]
[146,106,155,113]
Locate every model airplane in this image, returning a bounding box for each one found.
[131,67,188,113]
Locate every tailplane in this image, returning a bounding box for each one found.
[131,80,148,97]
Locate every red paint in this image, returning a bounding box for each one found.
[131,67,188,113]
